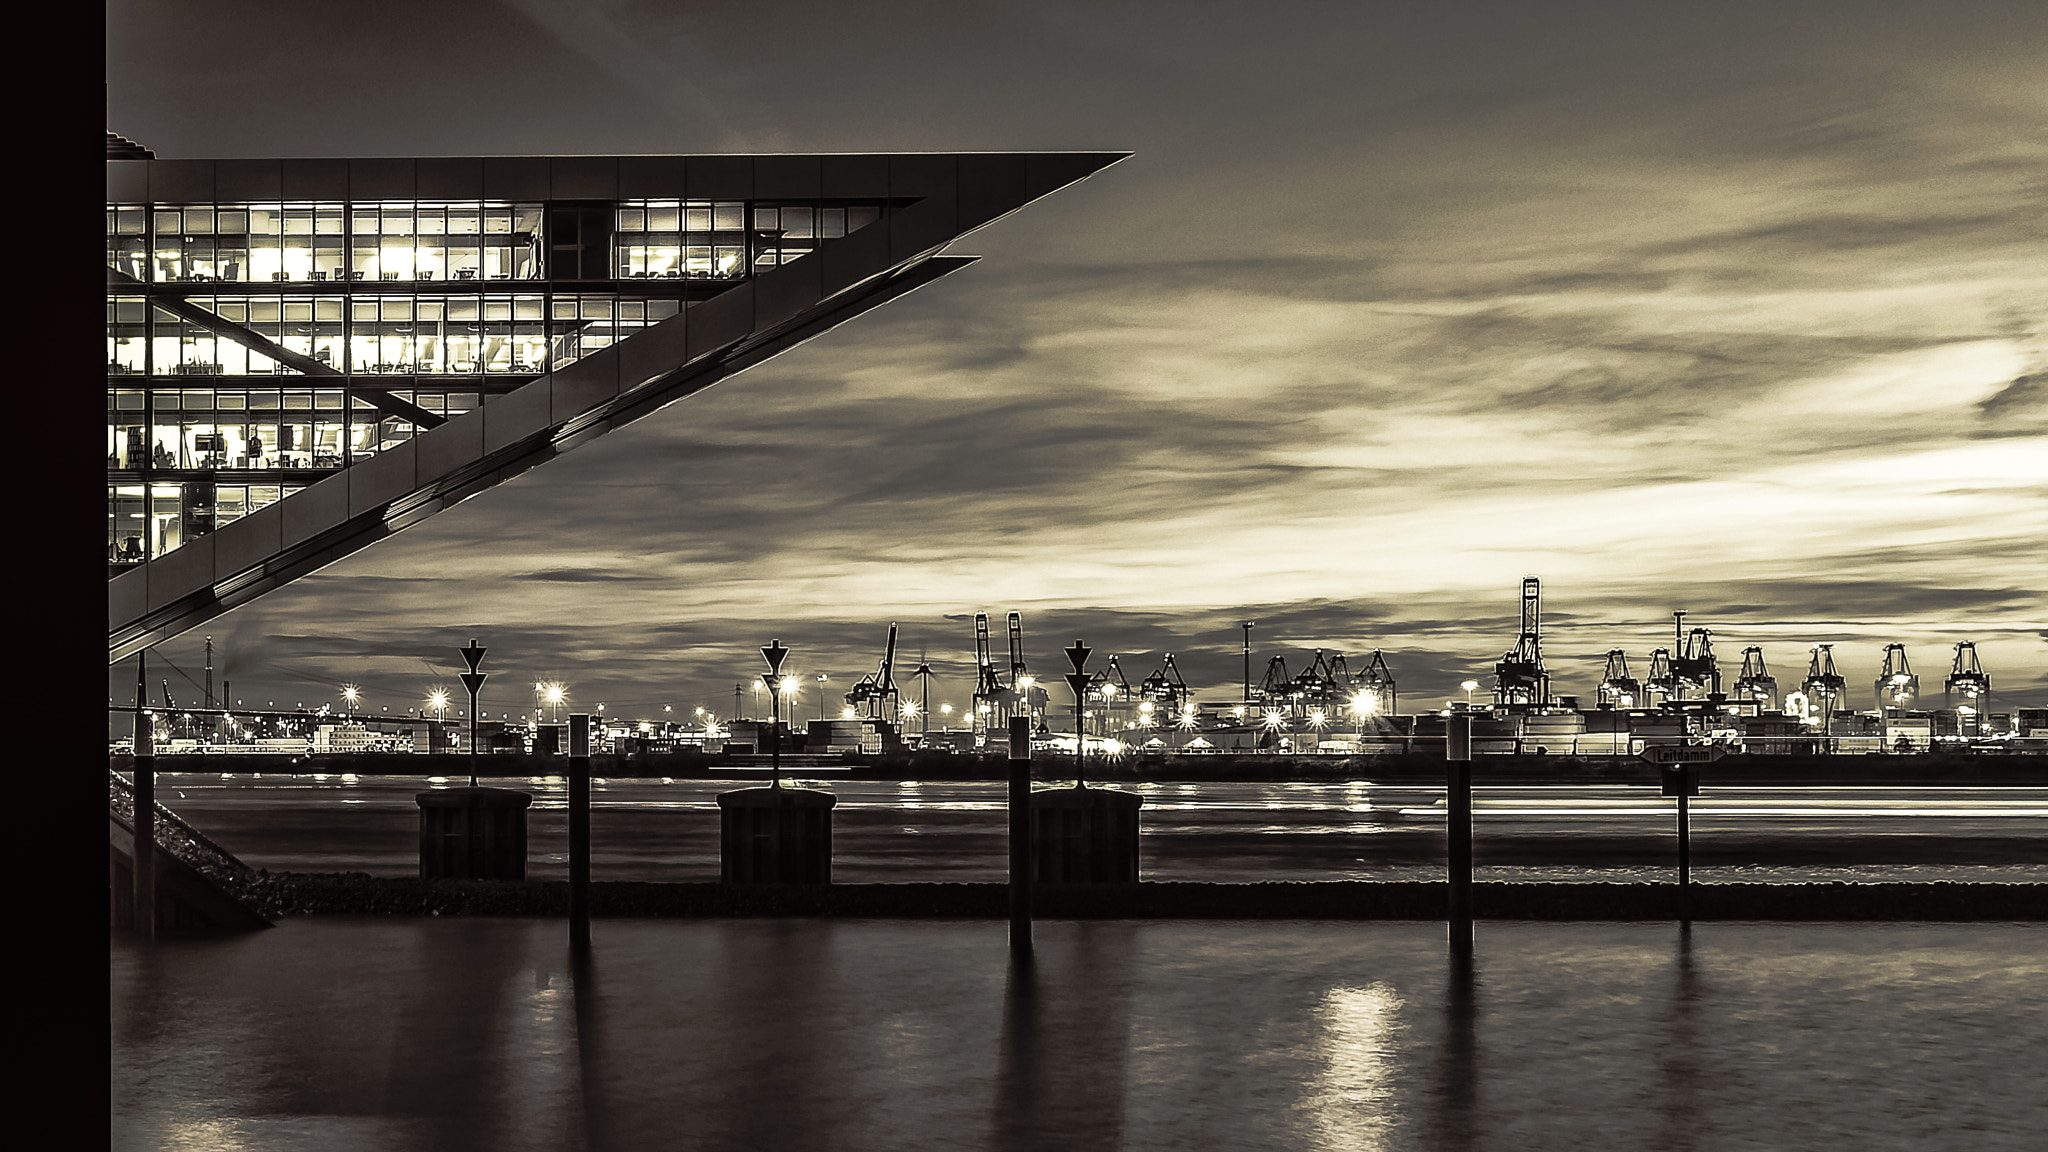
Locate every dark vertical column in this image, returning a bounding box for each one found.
[1446,712,1473,958]
[569,712,591,952]
[133,717,156,940]
[1676,791,1691,927]
[1008,716,1033,955]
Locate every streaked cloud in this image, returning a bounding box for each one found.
[112,0,2048,713]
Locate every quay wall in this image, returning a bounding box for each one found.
[237,874,2048,921]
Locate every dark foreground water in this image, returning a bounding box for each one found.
[112,919,2045,1151]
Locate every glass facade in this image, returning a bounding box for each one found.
[109,187,887,572]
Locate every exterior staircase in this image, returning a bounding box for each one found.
[109,770,271,931]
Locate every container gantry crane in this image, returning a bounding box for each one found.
[1801,644,1847,733]
[1643,647,1675,706]
[1290,649,1350,713]
[1597,649,1642,709]
[1492,576,1550,707]
[1669,613,1721,699]
[1354,649,1398,721]
[1004,611,1049,722]
[1088,654,1136,736]
[843,622,901,721]
[1944,642,1990,735]
[1875,643,1919,712]
[971,611,1006,733]
[1944,642,1990,707]
[1256,655,1293,714]
[1733,646,1778,710]
[1138,654,1192,723]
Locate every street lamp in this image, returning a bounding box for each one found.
[1461,680,1479,709]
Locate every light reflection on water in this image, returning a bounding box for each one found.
[112,920,2047,1151]
[154,774,2048,885]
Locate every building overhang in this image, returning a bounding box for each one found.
[109,152,1128,662]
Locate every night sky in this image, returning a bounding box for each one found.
[108,1,2047,722]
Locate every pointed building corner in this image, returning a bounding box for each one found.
[1025,151,1132,199]
[106,149,1124,660]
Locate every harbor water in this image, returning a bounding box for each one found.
[145,773,2048,884]
[112,919,2047,1150]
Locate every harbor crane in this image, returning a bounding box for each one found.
[1256,655,1293,714]
[1491,576,1550,707]
[1005,611,1049,723]
[1944,642,1991,735]
[1597,649,1642,708]
[1643,647,1675,706]
[1669,612,1722,699]
[1944,642,1990,707]
[844,622,901,721]
[1138,654,1192,721]
[1354,650,1398,721]
[1088,654,1136,735]
[1733,646,1778,710]
[1291,649,1351,712]
[1801,644,1847,733]
[971,611,1006,732]
[1875,643,1919,712]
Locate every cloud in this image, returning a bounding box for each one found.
[109,0,2048,712]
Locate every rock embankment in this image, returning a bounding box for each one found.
[239,875,2048,921]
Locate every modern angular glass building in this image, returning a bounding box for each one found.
[107,135,1123,661]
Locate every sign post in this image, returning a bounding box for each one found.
[761,640,789,789]
[458,640,488,787]
[1063,639,1092,788]
[1641,744,1722,925]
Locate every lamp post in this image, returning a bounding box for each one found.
[1461,680,1479,709]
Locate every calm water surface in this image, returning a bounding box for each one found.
[152,773,2048,883]
[112,919,2047,1151]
